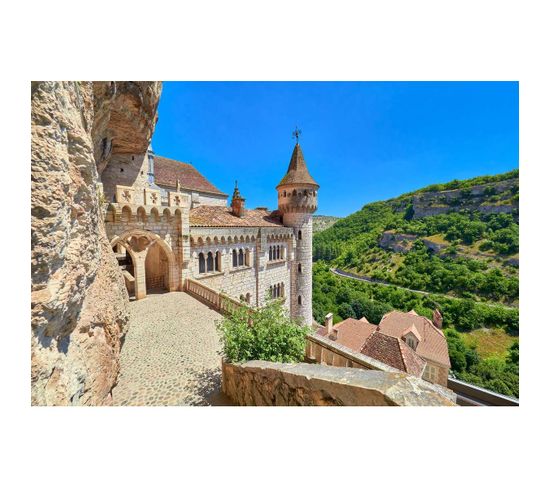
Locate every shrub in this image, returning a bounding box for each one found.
[217,299,311,363]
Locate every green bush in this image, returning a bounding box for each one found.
[217,299,311,363]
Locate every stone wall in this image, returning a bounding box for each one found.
[282,213,313,325]
[222,361,456,406]
[31,81,161,405]
[101,153,150,203]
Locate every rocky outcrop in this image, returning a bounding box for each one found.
[31,81,161,405]
[222,361,456,406]
[378,231,417,253]
[411,178,519,220]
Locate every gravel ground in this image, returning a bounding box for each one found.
[112,291,233,406]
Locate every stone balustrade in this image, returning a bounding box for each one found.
[305,332,403,372]
[184,278,244,315]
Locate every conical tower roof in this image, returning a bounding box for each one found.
[277,143,319,188]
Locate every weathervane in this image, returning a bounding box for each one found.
[292,126,302,144]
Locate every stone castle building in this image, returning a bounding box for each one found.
[102,142,319,325]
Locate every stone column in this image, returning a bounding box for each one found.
[133,252,147,300]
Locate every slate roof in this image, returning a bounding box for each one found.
[154,155,227,196]
[277,143,319,188]
[189,206,284,228]
[378,310,451,368]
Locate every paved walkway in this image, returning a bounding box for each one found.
[112,291,233,406]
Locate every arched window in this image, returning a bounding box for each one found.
[298,263,302,273]
[232,249,238,267]
[283,190,287,197]
[276,284,281,298]
[238,249,244,266]
[199,253,205,274]
[298,230,302,240]
[276,246,280,260]
[298,295,302,305]
[207,252,214,272]
[269,247,273,260]
[245,249,250,267]
[215,251,221,271]
[292,189,297,196]
[137,207,146,223]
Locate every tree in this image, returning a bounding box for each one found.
[217,299,311,363]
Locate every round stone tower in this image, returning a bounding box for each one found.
[277,142,319,326]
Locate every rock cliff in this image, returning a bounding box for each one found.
[31,81,161,405]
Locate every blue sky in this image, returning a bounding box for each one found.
[152,82,518,217]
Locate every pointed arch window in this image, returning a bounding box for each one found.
[298,230,302,240]
[238,249,244,266]
[215,251,221,271]
[199,253,205,274]
[232,249,238,267]
[269,247,273,260]
[207,252,214,272]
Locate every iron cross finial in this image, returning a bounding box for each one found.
[292,126,302,144]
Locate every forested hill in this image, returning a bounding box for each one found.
[314,169,519,306]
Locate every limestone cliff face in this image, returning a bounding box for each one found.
[31,81,162,405]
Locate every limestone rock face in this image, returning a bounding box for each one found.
[31,81,161,405]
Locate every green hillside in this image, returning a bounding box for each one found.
[312,169,519,397]
[314,169,519,305]
[312,215,340,233]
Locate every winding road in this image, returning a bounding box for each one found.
[330,268,517,310]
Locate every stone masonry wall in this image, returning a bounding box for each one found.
[101,153,150,204]
[222,361,456,406]
[282,213,313,325]
[190,241,291,312]
[31,81,161,405]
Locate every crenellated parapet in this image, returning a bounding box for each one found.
[277,186,318,213]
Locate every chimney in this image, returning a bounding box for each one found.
[432,308,443,329]
[231,181,245,217]
[325,312,334,336]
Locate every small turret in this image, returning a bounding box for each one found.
[277,132,319,326]
[277,143,319,214]
[231,181,245,217]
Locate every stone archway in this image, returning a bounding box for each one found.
[110,229,178,300]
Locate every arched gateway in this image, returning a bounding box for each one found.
[110,229,178,300]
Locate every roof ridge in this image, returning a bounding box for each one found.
[397,338,408,371]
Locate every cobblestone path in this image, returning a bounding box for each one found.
[112,291,233,406]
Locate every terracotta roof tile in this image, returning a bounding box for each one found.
[154,155,227,196]
[316,317,377,351]
[360,332,426,377]
[378,311,450,368]
[189,206,284,228]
